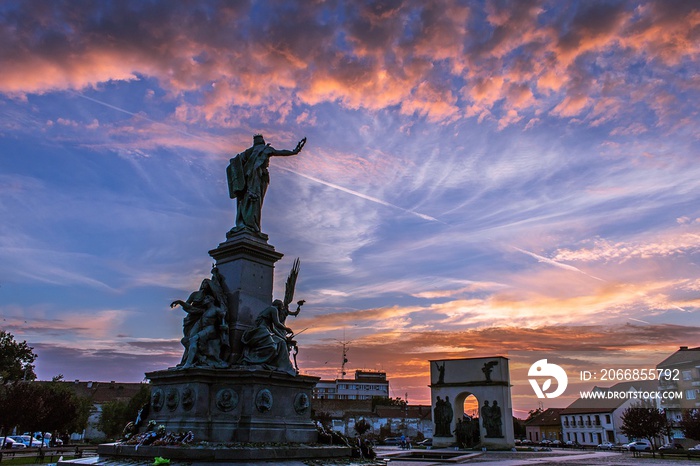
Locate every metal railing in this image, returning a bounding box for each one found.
[0,445,97,463]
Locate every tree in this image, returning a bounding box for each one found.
[125,384,151,420]
[513,417,526,438]
[526,408,544,421]
[680,409,700,441]
[97,384,150,440]
[0,330,37,384]
[0,380,92,443]
[354,418,371,437]
[371,396,406,411]
[379,423,392,439]
[620,402,666,457]
[39,381,93,442]
[98,399,131,439]
[0,382,45,439]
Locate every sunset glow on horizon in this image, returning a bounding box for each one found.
[1,0,699,417]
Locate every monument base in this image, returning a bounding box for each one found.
[145,367,319,443]
[90,444,352,464]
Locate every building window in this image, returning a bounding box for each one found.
[686,389,696,400]
[605,415,611,424]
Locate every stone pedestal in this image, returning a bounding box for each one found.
[145,367,319,443]
[208,230,284,363]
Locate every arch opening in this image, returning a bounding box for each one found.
[454,392,480,448]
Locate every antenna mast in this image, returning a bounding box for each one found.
[337,329,351,379]
[340,340,349,378]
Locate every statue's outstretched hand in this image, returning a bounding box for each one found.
[294,137,306,154]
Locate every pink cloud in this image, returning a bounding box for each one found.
[621,1,700,66]
[0,1,697,130]
[551,94,591,118]
[553,230,700,263]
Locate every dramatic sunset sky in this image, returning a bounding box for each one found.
[1,0,699,416]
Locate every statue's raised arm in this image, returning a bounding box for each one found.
[226,134,306,237]
[293,137,306,154]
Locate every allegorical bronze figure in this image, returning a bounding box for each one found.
[227,134,306,236]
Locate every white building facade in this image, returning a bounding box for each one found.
[560,381,660,446]
[313,370,389,400]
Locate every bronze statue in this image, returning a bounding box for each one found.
[433,396,444,436]
[482,360,498,382]
[481,400,503,438]
[435,361,445,384]
[488,400,503,438]
[227,134,306,235]
[240,299,296,374]
[434,396,454,437]
[171,266,230,369]
[240,259,304,375]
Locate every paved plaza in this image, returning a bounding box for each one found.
[375,447,700,466]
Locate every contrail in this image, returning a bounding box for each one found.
[513,247,690,315]
[276,166,445,224]
[512,246,604,281]
[628,317,650,324]
[73,92,218,145]
[75,92,442,224]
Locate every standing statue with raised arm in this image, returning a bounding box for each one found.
[227,134,306,236]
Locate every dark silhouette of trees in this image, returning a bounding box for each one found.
[680,409,700,441]
[354,418,371,436]
[40,380,93,442]
[0,382,44,442]
[0,331,37,384]
[0,379,92,444]
[620,402,666,457]
[97,384,150,440]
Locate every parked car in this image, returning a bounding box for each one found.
[18,435,43,447]
[10,435,43,448]
[382,437,402,446]
[550,440,561,446]
[34,433,63,447]
[597,442,615,450]
[688,444,700,451]
[1,437,27,449]
[658,443,683,450]
[624,440,652,451]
